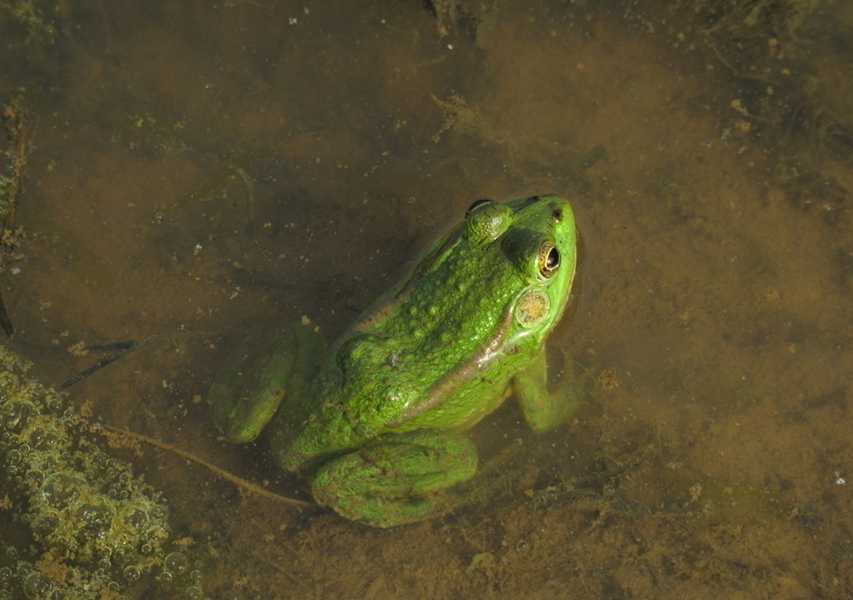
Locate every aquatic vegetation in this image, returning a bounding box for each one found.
[0,0,59,47]
[425,0,460,37]
[0,344,204,598]
[685,0,821,39]
[0,97,31,337]
[0,98,27,228]
[424,0,497,40]
[686,0,852,151]
[0,174,12,226]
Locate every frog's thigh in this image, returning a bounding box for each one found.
[513,348,580,432]
[311,430,478,528]
[209,322,326,443]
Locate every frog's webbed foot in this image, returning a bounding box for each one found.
[208,321,326,443]
[513,347,586,432]
[310,430,477,528]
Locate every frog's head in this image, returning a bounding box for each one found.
[352,193,577,379]
[462,194,577,349]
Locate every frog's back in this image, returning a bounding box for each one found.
[269,244,527,471]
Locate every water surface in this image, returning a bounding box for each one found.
[1,1,851,598]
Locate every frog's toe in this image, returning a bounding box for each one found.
[209,379,281,443]
[208,336,297,443]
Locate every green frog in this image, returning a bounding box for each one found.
[208,194,579,527]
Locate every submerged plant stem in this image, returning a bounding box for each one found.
[97,424,315,508]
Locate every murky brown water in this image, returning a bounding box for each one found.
[2,1,852,598]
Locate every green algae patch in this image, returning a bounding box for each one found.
[0,344,201,598]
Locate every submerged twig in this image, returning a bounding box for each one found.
[61,329,248,388]
[0,290,12,337]
[97,424,314,509]
[60,339,140,388]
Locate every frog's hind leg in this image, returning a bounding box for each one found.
[310,430,478,528]
[208,321,326,443]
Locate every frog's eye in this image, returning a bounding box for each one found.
[464,200,511,244]
[538,241,560,278]
[466,198,494,216]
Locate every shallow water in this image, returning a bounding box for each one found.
[1,1,852,598]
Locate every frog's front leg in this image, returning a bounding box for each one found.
[310,430,478,528]
[208,321,326,443]
[513,347,581,432]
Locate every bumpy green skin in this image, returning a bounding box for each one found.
[209,195,579,527]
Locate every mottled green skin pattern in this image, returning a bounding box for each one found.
[209,195,578,527]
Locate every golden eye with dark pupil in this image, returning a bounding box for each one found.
[538,243,560,278]
[466,198,493,216]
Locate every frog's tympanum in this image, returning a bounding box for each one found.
[209,194,579,527]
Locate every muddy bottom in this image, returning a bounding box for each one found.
[1,1,851,598]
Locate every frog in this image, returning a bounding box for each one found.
[208,194,579,528]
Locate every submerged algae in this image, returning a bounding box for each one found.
[0,0,60,48]
[0,344,202,599]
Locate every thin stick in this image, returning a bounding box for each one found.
[98,424,314,509]
[0,292,12,337]
[60,345,137,389]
